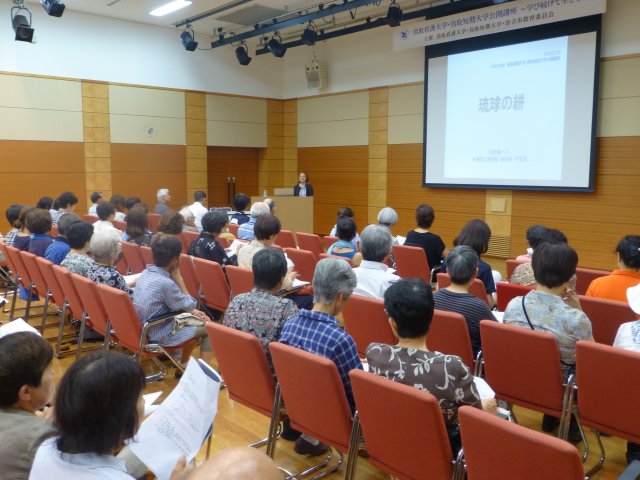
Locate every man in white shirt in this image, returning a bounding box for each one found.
[188,191,209,230]
[352,224,399,299]
[92,202,123,239]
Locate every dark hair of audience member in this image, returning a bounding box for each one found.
[0,332,53,407]
[526,224,549,249]
[453,219,492,256]
[6,204,25,227]
[194,191,207,202]
[125,197,142,211]
[546,228,568,244]
[90,192,103,204]
[96,202,116,221]
[54,351,145,455]
[617,235,640,269]
[233,193,250,212]
[52,198,60,210]
[17,206,34,231]
[25,208,52,235]
[151,234,182,267]
[36,197,54,211]
[336,206,354,218]
[111,194,126,213]
[446,245,479,285]
[57,192,78,209]
[384,278,434,338]
[158,210,184,235]
[254,214,281,241]
[201,210,228,236]
[252,248,288,291]
[67,221,94,250]
[532,242,578,289]
[415,204,436,229]
[125,208,149,239]
[336,216,357,242]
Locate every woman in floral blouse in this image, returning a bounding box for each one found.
[87,231,135,298]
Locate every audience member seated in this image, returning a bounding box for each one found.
[12,206,34,252]
[36,196,53,211]
[238,215,288,276]
[44,213,79,265]
[158,210,184,236]
[352,224,399,299]
[54,191,78,227]
[125,196,142,214]
[88,191,103,216]
[29,351,173,480]
[4,203,25,247]
[367,278,485,452]
[0,332,55,478]
[329,207,361,246]
[26,208,54,257]
[377,206,398,232]
[230,193,251,225]
[179,207,200,233]
[279,258,361,455]
[155,188,171,215]
[404,204,448,273]
[133,235,212,364]
[433,246,497,357]
[445,219,497,308]
[188,446,282,480]
[237,202,270,241]
[124,207,153,246]
[93,202,123,238]
[224,248,298,370]
[326,216,362,267]
[586,235,640,303]
[88,231,134,298]
[60,221,96,277]
[188,210,238,269]
[111,194,127,222]
[188,190,208,230]
[515,224,549,263]
[264,198,277,215]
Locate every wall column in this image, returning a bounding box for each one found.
[283,99,298,187]
[82,81,112,209]
[259,100,285,195]
[368,87,389,224]
[185,92,208,201]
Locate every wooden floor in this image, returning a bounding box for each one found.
[5,297,630,479]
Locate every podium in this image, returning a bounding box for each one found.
[251,196,313,234]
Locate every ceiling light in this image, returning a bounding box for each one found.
[11,4,34,43]
[300,23,317,46]
[235,41,252,66]
[267,32,286,58]
[40,0,65,17]
[150,0,192,17]
[180,25,197,51]
[386,0,403,27]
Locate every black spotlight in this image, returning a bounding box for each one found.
[267,32,286,58]
[386,0,403,27]
[11,10,34,43]
[40,0,65,17]
[235,41,252,66]
[300,23,317,46]
[180,25,198,52]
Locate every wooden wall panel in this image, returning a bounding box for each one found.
[387,144,486,246]
[111,144,187,210]
[207,147,259,208]
[298,146,369,234]
[0,140,85,231]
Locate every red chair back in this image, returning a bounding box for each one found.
[148,213,161,233]
[226,265,254,297]
[52,265,85,320]
[274,230,297,249]
[342,295,396,358]
[180,230,199,254]
[36,257,65,307]
[480,320,566,416]
[71,274,110,336]
[350,370,456,480]
[120,242,146,274]
[228,223,239,237]
[323,235,339,250]
[20,252,48,297]
[318,252,352,266]
[269,342,355,453]
[579,295,637,346]
[428,309,475,369]
[393,245,430,283]
[496,282,534,312]
[0,243,17,279]
[82,215,97,224]
[574,267,609,295]
[296,232,323,259]
[96,284,142,353]
[216,236,230,249]
[459,406,584,480]
[179,254,200,300]
[576,341,640,443]
[192,258,230,312]
[6,246,32,290]
[140,245,153,266]
[112,220,127,232]
[283,248,317,283]
[437,273,488,305]
[206,323,275,416]
[506,259,525,280]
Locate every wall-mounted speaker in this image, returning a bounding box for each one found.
[305,58,328,89]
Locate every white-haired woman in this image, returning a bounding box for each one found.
[87,231,136,298]
[154,188,171,215]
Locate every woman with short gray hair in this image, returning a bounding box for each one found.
[88,231,135,298]
[154,188,171,215]
[313,257,357,306]
[377,207,398,229]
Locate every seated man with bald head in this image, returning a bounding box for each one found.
[189,447,282,480]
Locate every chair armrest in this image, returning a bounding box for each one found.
[617,460,640,480]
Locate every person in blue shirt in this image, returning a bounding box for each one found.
[44,213,80,265]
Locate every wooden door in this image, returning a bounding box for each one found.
[207,147,259,208]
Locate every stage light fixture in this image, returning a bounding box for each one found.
[300,23,317,46]
[267,32,286,58]
[40,0,65,17]
[180,24,198,51]
[11,3,34,43]
[386,0,403,27]
[235,41,252,66]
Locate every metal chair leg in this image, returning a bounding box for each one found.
[266,387,284,459]
[344,413,362,480]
